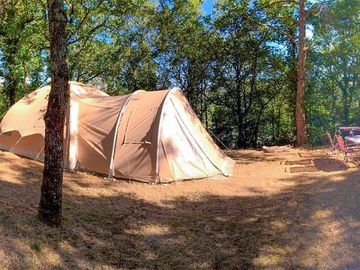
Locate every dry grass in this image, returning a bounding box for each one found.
[0,148,359,269]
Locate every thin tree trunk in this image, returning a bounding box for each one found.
[6,74,17,106]
[38,0,70,226]
[4,39,19,107]
[287,29,298,141]
[295,0,307,147]
[236,76,243,148]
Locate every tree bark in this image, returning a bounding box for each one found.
[3,38,20,107]
[295,0,307,147]
[5,70,17,106]
[1,5,18,107]
[38,0,70,226]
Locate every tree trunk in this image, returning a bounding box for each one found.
[38,0,70,226]
[4,39,20,107]
[6,73,17,106]
[295,0,307,147]
[287,29,298,141]
[236,77,243,148]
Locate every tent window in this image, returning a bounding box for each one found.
[123,107,158,144]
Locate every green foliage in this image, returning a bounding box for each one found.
[306,0,360,144]
[0,0,47,109]
[0,0,358,148]
[30,240,42,253]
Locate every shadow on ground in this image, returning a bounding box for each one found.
[0,151,359,269]
[313,157,350,172]
[226,149,295,164]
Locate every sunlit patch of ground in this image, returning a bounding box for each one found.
[0,148,359,269]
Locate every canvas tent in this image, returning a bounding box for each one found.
[0,81,234,183]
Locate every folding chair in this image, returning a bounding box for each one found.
[326,132,337,156]
[335,135,357,162]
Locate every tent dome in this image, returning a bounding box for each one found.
[0,82,234,183]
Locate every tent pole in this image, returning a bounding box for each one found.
[34,145,45,161]
[64,99,71,170]
[108,90,142,179]
[67,100,79,171]
[9,136,23,152]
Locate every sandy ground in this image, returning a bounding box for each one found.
[0,148,359,269]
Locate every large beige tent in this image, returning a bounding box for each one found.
[0,81,234,183]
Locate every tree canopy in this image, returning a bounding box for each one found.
[0,0,359,147]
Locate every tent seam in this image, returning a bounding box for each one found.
[108,90,143,178]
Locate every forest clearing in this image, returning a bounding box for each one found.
[0,148,359,269]
[0,0,359,269]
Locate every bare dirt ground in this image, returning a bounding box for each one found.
[0,148,359,269]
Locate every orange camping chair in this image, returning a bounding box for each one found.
[335,135,355,162]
